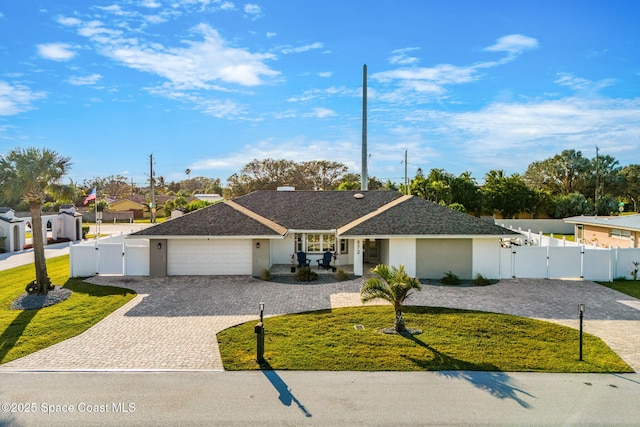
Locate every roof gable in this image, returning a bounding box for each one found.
[339,196,519,237]
[130,202,284,237]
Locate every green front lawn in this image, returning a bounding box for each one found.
[599,280,640,299]
[0,256,136,364]
[218,306,632,373]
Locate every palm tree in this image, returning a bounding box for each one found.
[360,263,422,333]
[0,147,72,295]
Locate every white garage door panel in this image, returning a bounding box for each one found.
[168,239,252,275]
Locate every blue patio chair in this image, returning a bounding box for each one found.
[317,250,336,272]
[297,251,311,268]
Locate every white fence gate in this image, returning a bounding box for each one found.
[499,246,640,281]
[70,235,149,277]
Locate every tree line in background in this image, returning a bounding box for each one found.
[221,151,640,218]
[1,147,639,219]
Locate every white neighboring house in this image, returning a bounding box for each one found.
[0,208,26,253]
[193,194,223,203]
[129,190,519,279]
[0,205,83,254]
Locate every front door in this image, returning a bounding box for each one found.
[363,239,380,264]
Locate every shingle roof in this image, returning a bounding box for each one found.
[233,190,402,230]
[130,202,284,237]
[564,214,640,231]
[339,195,518,237]
[131,190,518,238]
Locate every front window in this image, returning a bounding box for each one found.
[610,229,631,240]
[300,233,336,253]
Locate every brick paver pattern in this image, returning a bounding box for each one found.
[2,276,639,372]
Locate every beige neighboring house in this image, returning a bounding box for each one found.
[564,214,640,248]
[110,195,192,219]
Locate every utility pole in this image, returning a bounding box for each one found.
[361,64,368,191]
[595,145,599,213]
[150,154,156,224]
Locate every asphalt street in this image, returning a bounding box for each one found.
[1,371,640,426]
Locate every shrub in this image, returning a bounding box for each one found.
[441,271,460,286]
[472,273,491,286]
[631,261,639,281]
[260,269,272,281]
[295,266,318,282]
[335,269,349,281]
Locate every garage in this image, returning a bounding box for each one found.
[167,239,252,275]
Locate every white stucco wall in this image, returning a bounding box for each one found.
[472,238,501,279]
[388,238,417,277]
[270,235,294,265]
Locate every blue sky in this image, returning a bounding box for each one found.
[1,1,639,187]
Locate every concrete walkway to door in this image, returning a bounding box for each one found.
[1,276,639,372]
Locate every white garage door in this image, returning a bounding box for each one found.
[167,239,252,275]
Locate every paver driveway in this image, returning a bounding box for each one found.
[2,276,639,371]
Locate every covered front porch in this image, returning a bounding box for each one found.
[269,263,356,276]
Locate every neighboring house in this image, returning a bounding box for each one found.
[0,205,83,253]
[193,194,223,203]
[0,208,26,253]
[110,195,191,219]
[130,190,518,279]
[564,214,640,248]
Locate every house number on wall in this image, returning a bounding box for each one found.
[356,240,361,255]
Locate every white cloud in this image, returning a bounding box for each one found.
[286,86,357,103]
[142,0,162,8]
[57,16,81,26]
[388,47,420,65]
[443,96,640,171]
[190,136,360,172]
[279,42,323,54]
[485,34,538,55]
[144,14,167,24]
[555,72,614,92]
[220,1,235,11]
[244,3,261,17]
[309,107,336,118]
[68,73,102,85]
[266,32,277,38]
[0,81,46,116]
[370,35,539,104]
[317,71,333,78]
[37,43,77,61]
[74,21,279,88]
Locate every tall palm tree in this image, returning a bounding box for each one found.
[0,147,72,295]
[360,263,422,333]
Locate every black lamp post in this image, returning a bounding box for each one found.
[255,302,265,364]
[579,304,585,361]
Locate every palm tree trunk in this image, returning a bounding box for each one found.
[394,308,406,333]
[29,202,51,295]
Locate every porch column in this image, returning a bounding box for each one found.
[353,238,363,276]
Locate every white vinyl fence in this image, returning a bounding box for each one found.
[70,234,149,277]
[500,228,640,281]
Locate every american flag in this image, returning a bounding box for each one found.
[83,188,96,205]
